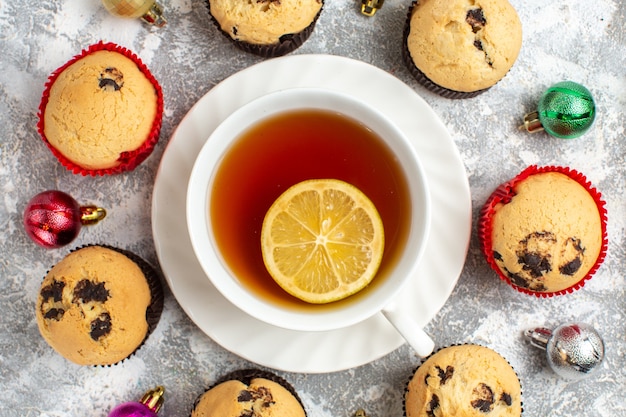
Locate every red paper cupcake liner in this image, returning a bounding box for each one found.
[37,41,164,176]
[478,165,608,297]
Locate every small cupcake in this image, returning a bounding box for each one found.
[206,0,323,57]
[35,245,164,366]
[37,42,164,176]
[402,0,522,98]
[191,369,306,417]
[405,345,522,417]
[478,166,608,296]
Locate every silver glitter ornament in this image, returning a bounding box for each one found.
[524,323,604,380]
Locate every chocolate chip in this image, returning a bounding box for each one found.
[501,392,512,406]
[436,365,454,385]
[40,280,65,302]
[73,279,109,303]
[505,262,548,291]
[237,386,274,409]
[40,280,67,320]
[493,251,503,261]
[472,399,494,413]
[471,383,494,413]
[517,231,557,277]
[507,271,532,288]
[43,308,65,320]
[466,8,486,33]
[559,237,584,275]
[254,387,274,407]
[238,390,253,402]
[466,8,494,68]
[521,231,556,246]
[560,257,582,275]
[570,237,584,252]
[98,67,124,91]
[519,252,552,277]
[89,312,112,340]
[426,394,440,417]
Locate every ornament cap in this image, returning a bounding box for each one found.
[140,386,165,413]
[523,327,552,349]
[520,111,545,134]
[141,2,166,27]
[361,0,384,16]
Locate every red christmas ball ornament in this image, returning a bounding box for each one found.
[23,190,106,249]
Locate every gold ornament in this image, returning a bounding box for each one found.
[101,0,166,27]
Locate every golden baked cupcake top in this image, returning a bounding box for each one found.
[192,377,306,417]
[490,172,603,293]
[406,0,522,93]
[406,345,522,417]
[43,49,158,170]
[36,246,152,366]
[209,0,323,45]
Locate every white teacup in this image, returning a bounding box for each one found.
[187,88,434,357]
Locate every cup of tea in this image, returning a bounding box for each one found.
[187,88,434,356]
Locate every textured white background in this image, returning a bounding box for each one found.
[0,0,625,416]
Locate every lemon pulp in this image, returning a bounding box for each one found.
[261,179,385,304]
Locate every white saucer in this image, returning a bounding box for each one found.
[151,54,471,374]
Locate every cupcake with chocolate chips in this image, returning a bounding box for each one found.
[191,369,306,417]
[35,245,164,366]
[478,166,608,296]
[405,345,522,417]
[206,0,323,57]
[402,0,522,98]
[37,42,164,176]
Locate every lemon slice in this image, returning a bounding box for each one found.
[261,179,385,304]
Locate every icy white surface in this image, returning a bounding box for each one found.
[0,0,624,416]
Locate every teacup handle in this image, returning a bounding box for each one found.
[381,300,435,357]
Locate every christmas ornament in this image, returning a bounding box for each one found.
[361,0,384,16]
[521,81,596,139]
[23,190,106,249]
[108,386,165,417]
[524,322,604,380]
[102,0,167,27]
